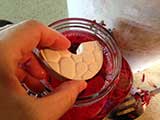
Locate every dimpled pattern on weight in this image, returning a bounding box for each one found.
[40,41,103,80]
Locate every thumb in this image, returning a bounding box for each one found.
[36,80,87,120]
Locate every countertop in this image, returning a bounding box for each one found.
[0,0,68,24]
[132,63,160,120]
[104,62,160,120]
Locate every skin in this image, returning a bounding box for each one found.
[0,20,87,120]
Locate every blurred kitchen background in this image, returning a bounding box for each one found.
[0,0,160,119]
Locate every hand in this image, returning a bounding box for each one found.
[0,20,87,120]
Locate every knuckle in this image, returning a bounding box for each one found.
[25,19,39,25]
[23,19,43,28]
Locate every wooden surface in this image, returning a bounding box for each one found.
[104,62,160,120]
[134,62,160,120]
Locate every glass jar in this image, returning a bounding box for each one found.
[46,18,133,120]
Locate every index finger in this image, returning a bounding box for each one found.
[0,20,71,55]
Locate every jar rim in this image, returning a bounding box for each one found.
[48,18,122,106]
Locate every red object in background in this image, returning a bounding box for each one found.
[141,73,145,82]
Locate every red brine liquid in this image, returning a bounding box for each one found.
[48,30,133,120]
